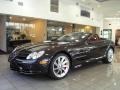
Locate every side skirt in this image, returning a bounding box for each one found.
[73,56,105,69]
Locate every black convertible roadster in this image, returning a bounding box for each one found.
[8,32,115,79]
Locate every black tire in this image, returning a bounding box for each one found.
[48,53,70,80]
[102,48,114,64]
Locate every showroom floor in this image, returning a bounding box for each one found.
[0,48,120,90]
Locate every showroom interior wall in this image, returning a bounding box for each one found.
[0,16,6,51]
[0,0,103,28]
[103,18,120,42]
[64,24,73,34]
[30,19,47,43]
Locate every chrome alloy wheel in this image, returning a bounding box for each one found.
[53,56,70,78]
[107,49,114,62]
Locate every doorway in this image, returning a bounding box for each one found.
[115,29,120,46]
[103,29,112,40]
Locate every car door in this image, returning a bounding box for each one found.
[70,41,91,65]
[95,39,109,57]
[86,34,107,59]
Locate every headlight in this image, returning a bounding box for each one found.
[26,51,45,60]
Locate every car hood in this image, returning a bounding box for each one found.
[15,41,70,52]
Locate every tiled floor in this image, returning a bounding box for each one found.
[0,48,120,90]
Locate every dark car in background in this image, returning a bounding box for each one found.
[8,32,115,79]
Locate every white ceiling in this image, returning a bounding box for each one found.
[79,0,120,18]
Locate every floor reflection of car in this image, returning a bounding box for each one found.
[8,32,115,79]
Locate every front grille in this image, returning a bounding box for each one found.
[10,62,31,72]
[16,50,31,60]
[10,62,19,71]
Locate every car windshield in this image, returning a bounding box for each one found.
[57,33,89,42]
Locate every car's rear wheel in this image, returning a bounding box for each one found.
[102,48,114,64]
[49,53,70,80]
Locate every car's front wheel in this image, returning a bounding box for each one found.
[49,53,70,80]
[102,48,114,64]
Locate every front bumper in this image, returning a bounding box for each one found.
[10,59,49,74]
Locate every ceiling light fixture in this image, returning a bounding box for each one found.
[96,0,109,2]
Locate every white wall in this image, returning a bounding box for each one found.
[0,0,103,28]
[0,0,104,52]
[103,19,120,42]
[0,16,7,52]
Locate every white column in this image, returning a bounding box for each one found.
[0,15,7,52]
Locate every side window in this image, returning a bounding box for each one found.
[88,34,100,42]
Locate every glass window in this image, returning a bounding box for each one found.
[50,0,59,12]
[6,22,35,52]
[47,26,64,40]
[57,33,89,42]
[81,10,90,18]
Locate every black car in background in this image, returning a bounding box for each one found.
[8,32,115,79]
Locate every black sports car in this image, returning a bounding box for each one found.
[8,32,115,79]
